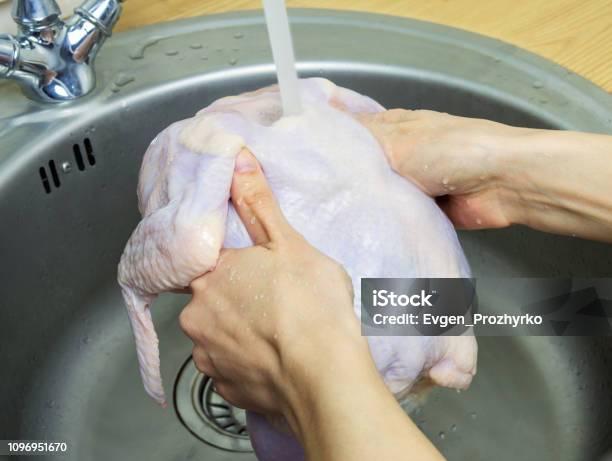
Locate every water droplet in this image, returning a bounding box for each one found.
[442,177,449,185]
[129,36,162,60]
[201,55,208,60]
[532,80,544,89]
[165,50,179,56]
[216,48,223,52]
[189,43,203,49]
[234,32,244,39]
[228,58,238,66]
[494,57,501,63]
[438,431,446,440]
[476,218,483,225]
[250,216,256,225]
[423,164,429,171]
[470,411,478,420]
[451,424,458,432]
[114,72,135,87]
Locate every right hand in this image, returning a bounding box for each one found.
[356,109,524,230]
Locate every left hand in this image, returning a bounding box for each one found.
[179,148,366,428]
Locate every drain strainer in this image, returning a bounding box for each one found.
[174,357,253,452]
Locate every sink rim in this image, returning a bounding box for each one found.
[1,8,611,122]
[2,9,612,191]
[1,9,611,461]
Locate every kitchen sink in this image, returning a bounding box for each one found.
[1,9,611,461]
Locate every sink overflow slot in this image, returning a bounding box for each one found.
[38,137,96,194]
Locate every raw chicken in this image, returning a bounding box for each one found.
[118,78,477,459]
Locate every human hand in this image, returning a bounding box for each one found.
[179,148,445,461]
[356,109,526,230]
[178,148,369,429]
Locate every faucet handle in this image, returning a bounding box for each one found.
[11,0,62,30]
[76,0,122,37]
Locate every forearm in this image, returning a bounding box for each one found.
[495,129,612,241]
[280,335,444,461]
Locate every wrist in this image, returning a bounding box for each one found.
[481,125,546,226]
[276,329,376,440]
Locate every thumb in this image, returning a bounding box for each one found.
[231,148,293,246]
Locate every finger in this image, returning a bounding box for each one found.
[231,148,293,246]
[192,347,221,379]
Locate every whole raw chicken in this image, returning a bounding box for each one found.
[118,78,477,460]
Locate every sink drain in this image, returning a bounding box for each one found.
[174,357,253,452]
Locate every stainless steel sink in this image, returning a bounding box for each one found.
[1,9,611,461]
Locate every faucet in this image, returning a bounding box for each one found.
[0,0,122,102]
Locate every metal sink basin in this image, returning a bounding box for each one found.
[1,9,611,461]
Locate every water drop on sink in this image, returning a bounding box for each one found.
[438,431,446,440]
[532,80,544,89]
[451,424,457,432]
[229,58,238,66]
[114,72,135,88]
[470,411,478,420]
[129,36,162,59]
[234,32,244,39]
[165,50,179,56]
[189,43,203,49]
[216,47,223,52]
[201,55,208,60]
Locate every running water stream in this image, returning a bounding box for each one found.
[262,0,302,115]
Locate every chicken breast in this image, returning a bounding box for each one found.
[118,77,477,459]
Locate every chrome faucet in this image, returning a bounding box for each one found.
[0,0,122,102]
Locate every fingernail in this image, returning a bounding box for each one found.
[234,149,257,173]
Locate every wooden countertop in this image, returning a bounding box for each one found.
[117,1,612,92]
